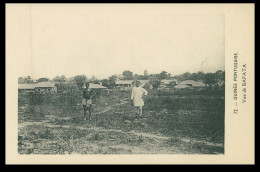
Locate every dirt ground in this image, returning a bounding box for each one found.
[18,91,224,154]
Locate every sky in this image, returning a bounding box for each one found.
[12,4,225,80]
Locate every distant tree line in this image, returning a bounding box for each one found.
[173,70,225,86]
[18,70,225,90]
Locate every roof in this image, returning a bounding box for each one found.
[115,80,134,85]
[160,85,168,88]
[179,80,205,87]
[89,83,107,89]
[174,85,191,89]
[35,82,56,88]
[161,79,178,84]
[18,82,56,90]
[18,84,35,89]
[115,80,150,88]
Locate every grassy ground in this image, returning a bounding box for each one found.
[18,89,224,154]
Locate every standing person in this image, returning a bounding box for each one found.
[131,81,148,118]
[82,83,96,120]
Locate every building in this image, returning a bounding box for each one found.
[115,80,150,90]
[115,80,134,90]
[158,79,179,89]
[34,82,57,93]
[178,80,205,87]
[161,79,178,85]
[115,74,124,80]
[173,80,205,90]
[18,82,57,93]
[174,84,191,89]
[89,83,107,89]
[144,70,148,77]
[18,84,36,93]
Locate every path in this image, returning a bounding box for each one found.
[19,119,223,148]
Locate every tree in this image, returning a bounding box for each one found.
[214,70,225,89]
[18,77,26,84]
[100,79,109,87]
[73,75,87,89]
[108,75,117,87]
[55,82,67,91]
[159,71,171,80]
[25,76,34,83]
[133,74,145,80]
[122,70,133,80]
[149,78,161,89]
[197,71,205,81]
[189,73,199,81]
[37,77,49,83]
[143,75,148,80]
[66,79,78,91]
[183,72,191,81]
[173,72,191,82]
[167,81,177,88]
[139,75,145,80]
[53,75,67,83]
[215,70,225,81]
[143,81,153,90]
[203,73,217,86]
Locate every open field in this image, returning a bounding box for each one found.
[18,89,224,154]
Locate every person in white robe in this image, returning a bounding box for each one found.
[131,81,148,117]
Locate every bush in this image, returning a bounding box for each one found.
[23,105,46,119]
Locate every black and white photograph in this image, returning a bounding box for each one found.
[6,3,254,164]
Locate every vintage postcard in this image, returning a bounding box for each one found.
[6,3,254,164]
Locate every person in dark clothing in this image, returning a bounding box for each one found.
[82,83,96,120]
